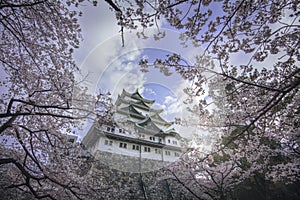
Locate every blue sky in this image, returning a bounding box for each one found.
[95,47,187,120]
[73,2,212,142]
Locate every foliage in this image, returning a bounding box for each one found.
[106,0,300,199]
[1,0,299,199]
[0,1,107,199]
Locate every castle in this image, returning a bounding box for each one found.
[82,89,184,172]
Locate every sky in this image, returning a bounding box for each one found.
[73,1,207,142]
[70,1,292,151]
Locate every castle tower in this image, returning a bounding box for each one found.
[82,89,183,172]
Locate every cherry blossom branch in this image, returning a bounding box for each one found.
[0,115,17,135]
[104,0,124,46]
[220,72,282,92]
[146,57,284,92]
[0,1,48,9]
[169,169,204,200]
[14,128,44,172]
[0,112,73,119]
[6,98,71,113]
[224,76,300,146]
[0,158,55,199]
[202,0,246,55]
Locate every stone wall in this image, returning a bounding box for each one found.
[87,151,190,200]
[93,150,171,173]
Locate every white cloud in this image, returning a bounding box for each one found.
[164,95,177,104]
[74,1,120,66]
[73,5,204,141]
[152,103,166,110]
[144,87,156,96]
[141,54,149,60]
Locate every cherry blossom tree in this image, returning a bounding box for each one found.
[0,1,107,199]
[106,0,300,199]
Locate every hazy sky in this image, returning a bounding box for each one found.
[73,2,210,142]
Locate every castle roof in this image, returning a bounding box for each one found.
[115,94,163,113]
[114,89,180,138]
[165,128,181,139]
[149,113,172,127]
[154,128,181,139]
[119,105,145,119]
[121,89,155,105]
[135,117,162,134]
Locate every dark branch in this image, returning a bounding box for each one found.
[104,0,122,12]
[0,1,47,9]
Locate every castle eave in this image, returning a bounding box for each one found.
[105,132,166,148]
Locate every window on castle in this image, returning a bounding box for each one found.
[132,145,140,151]
[172,140,178,145]
[119,128,125,133]
[168,139,171,143]
[149,136,155,141]
[174,152,180,157]
[68,138,75,143]
[104,140,113,146]
[106,126,115,133]
[119,142,127,149]
[165,151,171,156]
[155,149,161,154]
[144,147,151,152]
